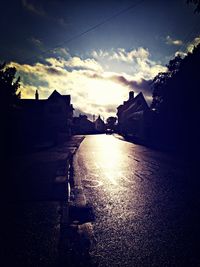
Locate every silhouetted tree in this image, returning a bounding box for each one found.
[1,63,21,157]
[151,55,182,112]
[151,44,200,153]
[187,0,200,12]
[106,116,117,130]
[0,62,21,111]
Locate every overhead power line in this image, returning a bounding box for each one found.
[175,21,200,56]
[21,0,145,64]
[52,0,145,49]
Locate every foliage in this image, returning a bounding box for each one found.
[151,44,200,148]
[106,116,117,127]
[151,55,183,112]
[0,62,21,110]
[1,63,21,157]
[106,116,117,132]
[187,0,200,12]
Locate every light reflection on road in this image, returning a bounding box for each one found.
[74,134,194,267]
[87,134,137,188]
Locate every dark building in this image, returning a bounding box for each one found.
[72,114,95,134]
[17,90,74,147]
[94,115,105,133]
[117,91,152,142]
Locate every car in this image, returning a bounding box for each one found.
[106,129,113,134]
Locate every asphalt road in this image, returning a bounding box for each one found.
[74,134,200,267]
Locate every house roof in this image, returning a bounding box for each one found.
[20,90,71,104]
[118,92,149,120]
[117,95,136,115]
[124,93,149,112]
[48,90,70,101]
[95,115,104,124]
[48,90,61,99]
[19,90,73,114]
[48,90,72,108]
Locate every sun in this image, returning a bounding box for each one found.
[86,78,128,106]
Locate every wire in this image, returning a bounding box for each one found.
[175,21,200,56]
[21,0,146,64]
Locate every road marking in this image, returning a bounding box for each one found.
[83,179,103,188]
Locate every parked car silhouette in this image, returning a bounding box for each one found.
[106,129,114,134]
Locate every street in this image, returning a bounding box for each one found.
[74,134,200,267]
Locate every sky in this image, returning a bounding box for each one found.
[1,0,200,119]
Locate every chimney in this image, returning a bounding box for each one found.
[35,90,39,100]
[129,91,134,100]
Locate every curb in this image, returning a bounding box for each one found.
[57,136,96,266]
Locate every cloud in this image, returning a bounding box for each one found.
[91,47,167,80]
[52,48,69,59]
[110,47,149,63]
[133,57,167,80]
[22,0,46,16]
[110,75,151,92]
[29,37,43,48]
[173,35,200,58]
[9,58,120,118]
[46,67,65,76]
[22,0,68,28]
[82,71,152,103]
[83,71,151,92]
[110,75,153,104]
[9,47,167,118]
[45,56,103,72]
[186,36,200,52]
[45,57,65,68]
[166,35,183,46]
[174,51,187,57]
[65,57,103,72]
[91,47,149,63]
[91,50,109,59]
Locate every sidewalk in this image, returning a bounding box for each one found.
[2,135,85,267]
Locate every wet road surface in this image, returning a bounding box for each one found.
[74,134,200,267]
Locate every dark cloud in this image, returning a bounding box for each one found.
[73,108,93,120]
[83,71,152,94]
[104,106,117,113]
[20,72,49,87]
[21,0,46,16]
[46,66,64,75]
[91,103,117,114]
[110,75,153,104]
[110,75,152,93]
[83,72,102,79]
[28,37,43,48]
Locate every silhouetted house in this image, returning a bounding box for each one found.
[117,91,151,141]
[72,115,95,134]
[18,90,74,145]
[94,115,105,133]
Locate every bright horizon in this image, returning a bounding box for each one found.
[2,0,200,119]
